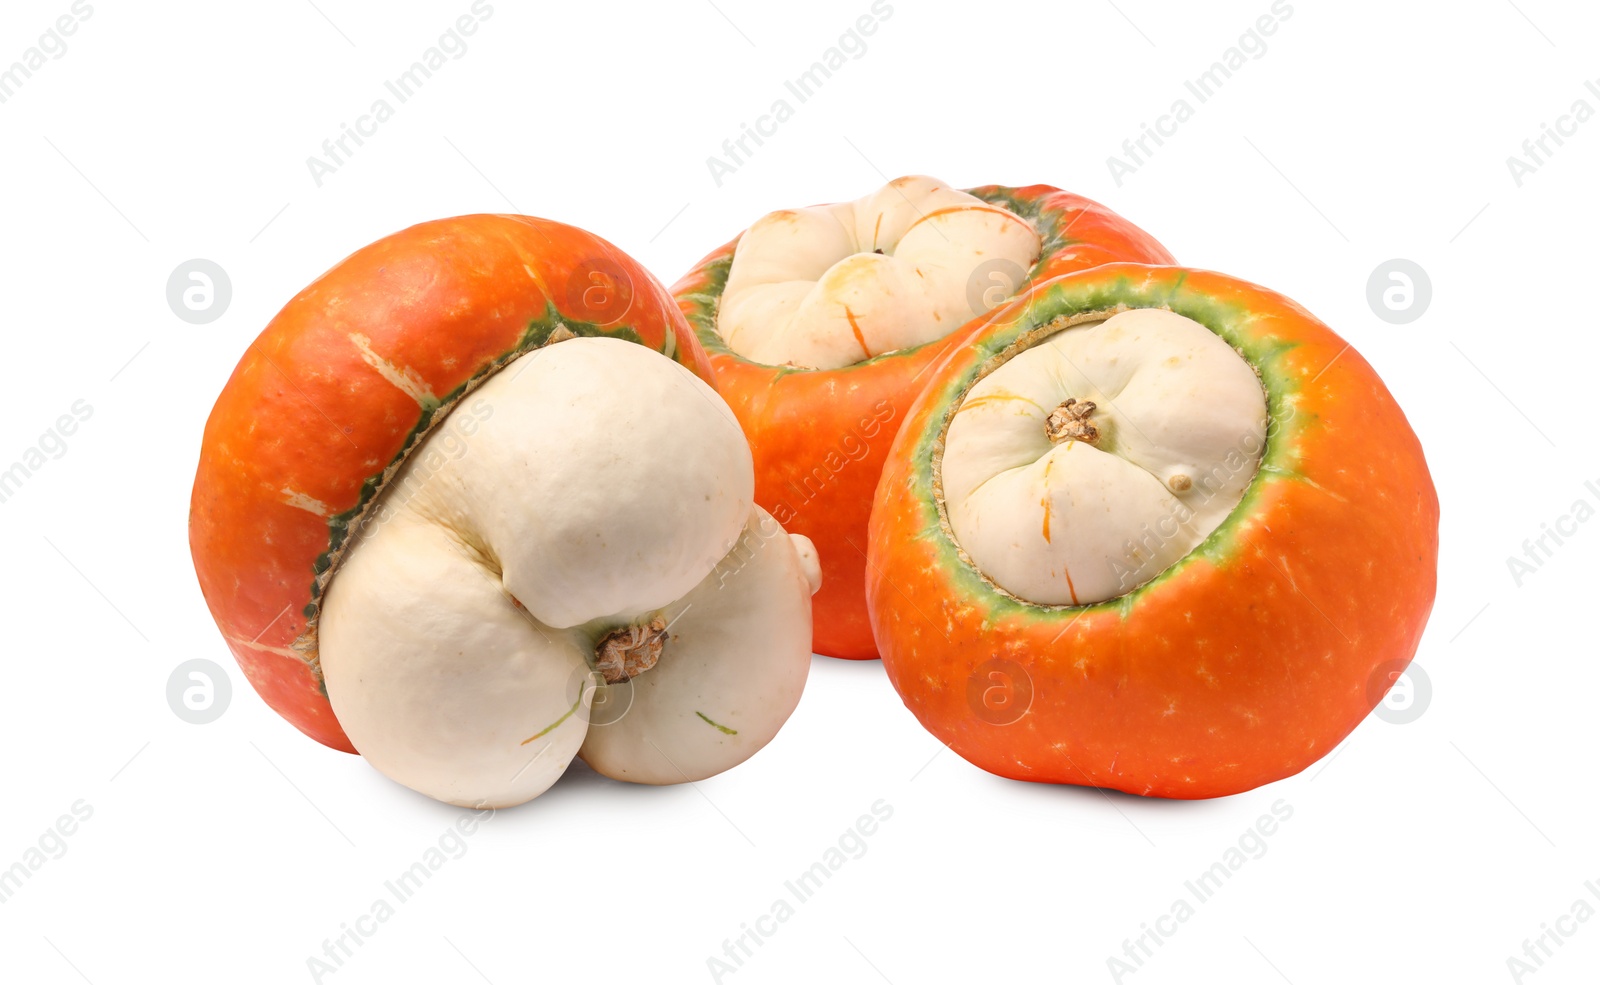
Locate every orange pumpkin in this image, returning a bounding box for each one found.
[673,184,1173,660]
[867,264,1439,798]
[189,214,708,752]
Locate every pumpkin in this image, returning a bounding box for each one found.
[673,176,1173,659]
[190,214,819,807]
[866,264,1438,798]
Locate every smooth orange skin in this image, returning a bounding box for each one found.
[673,186,1174,660]
[189,214,708,753]
[867,265,1439,798]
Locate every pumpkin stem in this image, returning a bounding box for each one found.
[594,616,668,683]
[1045,398,1100,445]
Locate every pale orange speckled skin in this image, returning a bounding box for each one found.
[189,214,710,753]
[866,264,1439,798]
[673,186,1175,661]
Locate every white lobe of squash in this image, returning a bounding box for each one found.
[719,175,1042,370]
[940,309,1268,607]
[578,510,815,785]
[319,337,817,808]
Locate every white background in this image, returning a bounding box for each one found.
[1,0,1596,982]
